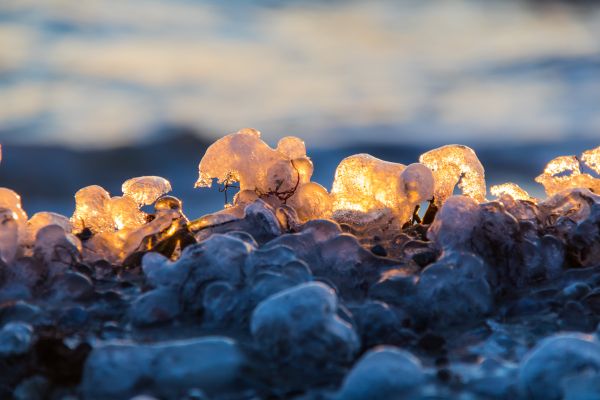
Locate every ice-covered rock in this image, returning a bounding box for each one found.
[428,195,481,251]
[250,282,359,368]
[331,154,433,225]
[417,251,493,327]
[0,322,33,357]
[122,176,172,207]
[419,144,486,206]
[82,337,245,399]
[518,335,600,400]
[130,287,181,326]
[334,346,424,400]
[33,224,81,265]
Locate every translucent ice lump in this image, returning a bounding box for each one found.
[331,154,433,224]
[536,145,600,196]
[419,144,486,205]
[196,128,311,195]
[122,176,172,207]
[490,182,534,202]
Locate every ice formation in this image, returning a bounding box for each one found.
[122,176,172,206]
[0,133,600,399]
[331,154,433,225]
[490,182,534,202]
[419,144,486,205]
[535,145,600,196]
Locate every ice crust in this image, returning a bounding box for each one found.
[0,133,600,399]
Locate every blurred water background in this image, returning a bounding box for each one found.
[0,0,599,218]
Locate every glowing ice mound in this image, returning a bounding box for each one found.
[419,144,486,206]
[122,176,172,206]
[535,145,600,196]
[195,128,312,196]
[490,182,534,202]
[71,185,113,233]
[331,154,433,224]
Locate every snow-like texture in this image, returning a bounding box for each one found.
[1,134,600,399]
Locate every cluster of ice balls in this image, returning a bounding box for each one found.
[1,134,600,399]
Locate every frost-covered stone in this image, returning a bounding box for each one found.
[417,251,493,327]
[335,346,424,400]
[0,322,33,357]
[419,144,486,205]
[518,335,600,400]
[251,282,359,367]
[122,176,172,207]
[82,337,245,399]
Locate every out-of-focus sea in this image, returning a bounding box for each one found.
[0,0,599,218]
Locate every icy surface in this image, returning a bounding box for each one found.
[1,136,600,399]
[122,176,172,206]
[419,144,486,205]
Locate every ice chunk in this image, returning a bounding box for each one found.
[196,129,308,198]
[536,146,600,196]
[419,144,486,205]
[25,212,71,246]
[276,136,307,159]
[82,337,245,399]
[428,195,481,251]
[0,208,20,264]
[518,335,600,400]
[0,188,28,244]
[108,196,146,230]
[250,282,359,367]
[34,224,81,265]
[490,182,533,202]
[581,145,600,174]
[287,182,332,222]
[335,347,424,400]
[331,154,433,224]
[122,176,172,206]
[71,185,113,233]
